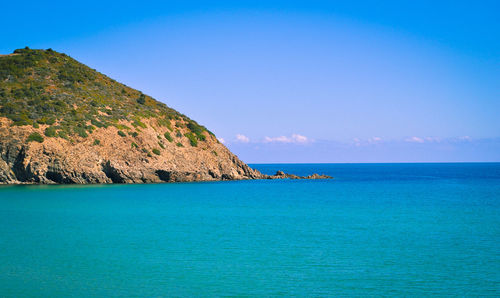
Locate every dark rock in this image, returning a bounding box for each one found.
[267,171,333,180]
[102,161,126,183]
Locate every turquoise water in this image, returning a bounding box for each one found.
[0,163,499,296]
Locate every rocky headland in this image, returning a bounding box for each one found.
[0,48,332,184]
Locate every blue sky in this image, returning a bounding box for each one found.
[2,1,499,162]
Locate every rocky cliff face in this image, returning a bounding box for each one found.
[0,48,330,184]
[0,117,263,184]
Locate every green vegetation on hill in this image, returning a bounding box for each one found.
[164,132,173,142]
[0,47,211,142]
[27,132,44,143]
[184,132,198,147]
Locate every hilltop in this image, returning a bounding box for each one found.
[0,48,330,183]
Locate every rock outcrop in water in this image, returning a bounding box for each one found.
[0,48,332,184]
[267,170,332,180]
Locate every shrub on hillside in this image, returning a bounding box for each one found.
[27,132,44,143]
[44,126,57,137]
[137,94,146,104]
[132,119,147,129]
[184,133,198,147]
[58,130,68,139]
[164,132,173,142]
[74,126,88,138]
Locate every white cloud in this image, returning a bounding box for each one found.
[235,134,250,143]
[264,134,310,144]
[406,136,425,143]
[218,137,225,144]
[292,134,308,143]
[368,137,382,143]
[264,136,290,143]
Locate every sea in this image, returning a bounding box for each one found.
[0,163,499,296]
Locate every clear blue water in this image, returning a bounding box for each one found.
[0,163,499,296]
